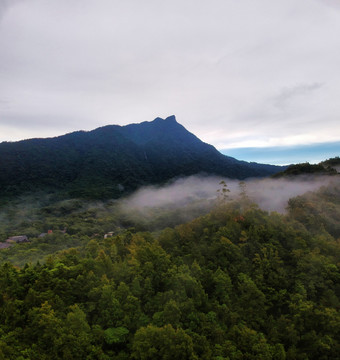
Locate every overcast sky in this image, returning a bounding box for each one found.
[1,0,340,163]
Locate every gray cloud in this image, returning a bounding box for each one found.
[0,0,12,19]
[0,0,23,21]
[273,83,324,110]
[0,0,340,150]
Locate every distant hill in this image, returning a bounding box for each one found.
[0,116,282,199]
[321,156,340,171]
[272,157,340,178]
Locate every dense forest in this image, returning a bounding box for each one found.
[0,176,340,359]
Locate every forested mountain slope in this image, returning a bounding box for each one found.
[0,116,282,199]
[0,180,339,359]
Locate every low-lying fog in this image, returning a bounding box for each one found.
[122,175,338,214]
[1,174,339,245]
[1,174,339,238]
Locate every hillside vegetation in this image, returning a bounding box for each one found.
[0,179,339,359]
[273,157,340,178]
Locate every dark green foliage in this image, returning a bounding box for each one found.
[104,327,129,344]
[287,180,340,238]
[273,159,339,178]
[320,156,340,168]
[0,181,340,359]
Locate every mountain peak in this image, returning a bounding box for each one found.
[164,115,177,122]
[152,115,177,123]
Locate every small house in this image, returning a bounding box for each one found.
[6,235,29,243]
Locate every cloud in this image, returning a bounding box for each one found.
[0,0,12,19]
[0,0,340,159]
[0,0,23,21]
[273,83,324,110]
[319,0,340,11]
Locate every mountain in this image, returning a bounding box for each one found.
[0,115,282,199]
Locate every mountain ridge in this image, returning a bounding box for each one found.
[0,116,283,199]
